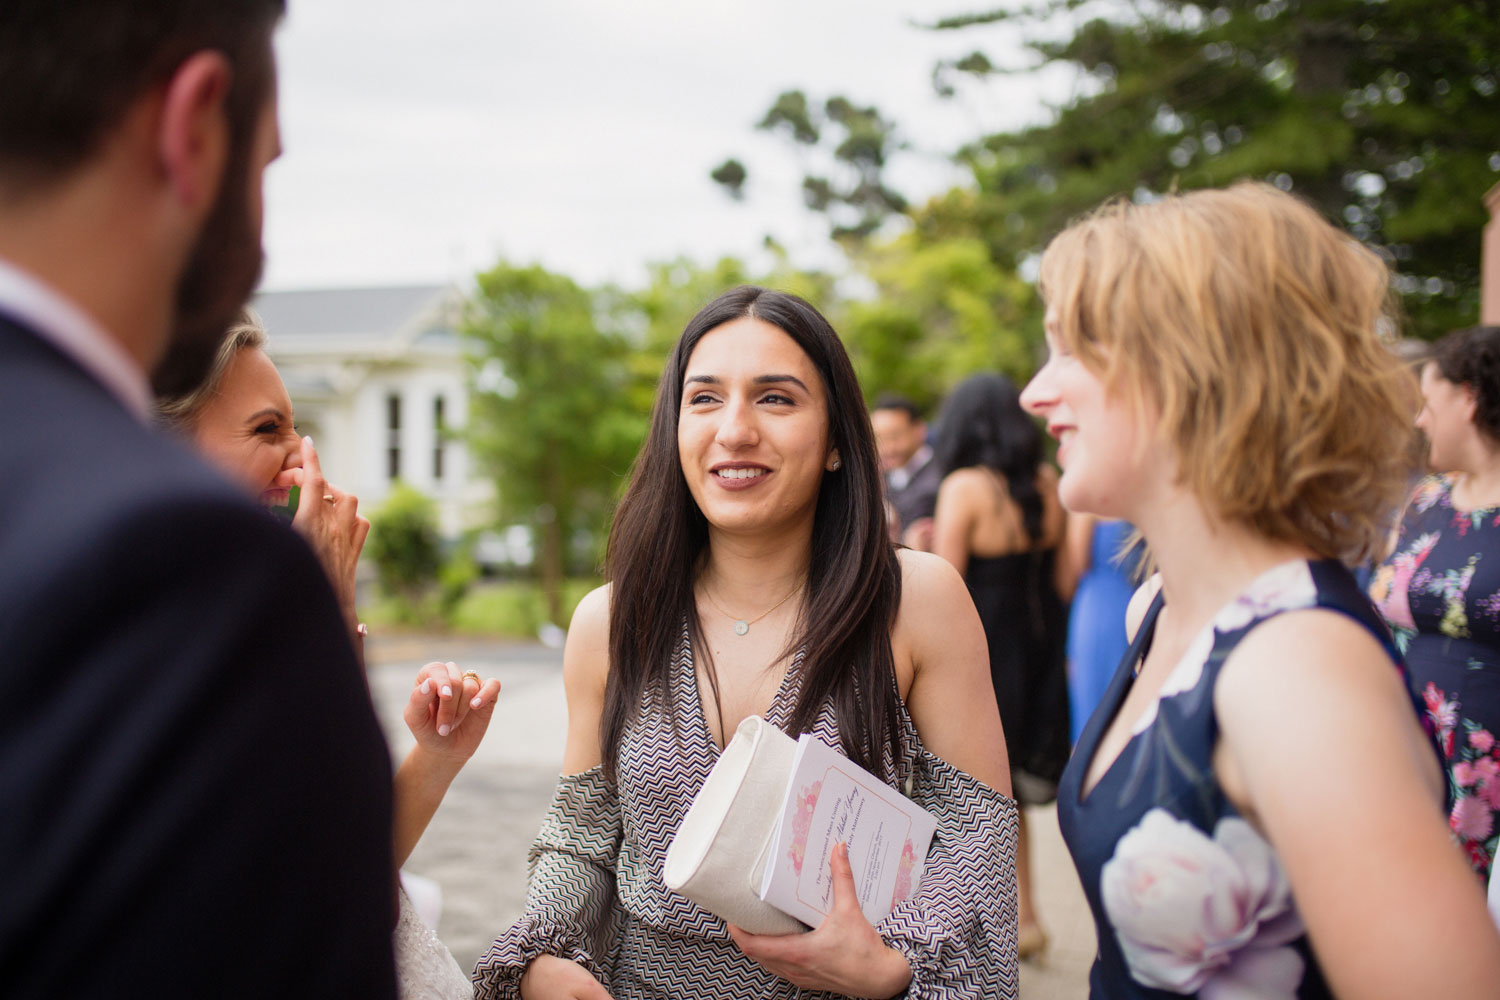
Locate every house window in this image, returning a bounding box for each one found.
[433,396,446,482]
[386,393,401,480]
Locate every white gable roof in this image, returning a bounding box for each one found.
[252,284,465,358]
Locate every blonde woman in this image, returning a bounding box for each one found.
[157,311,500,999]
[1020,183,1500,996]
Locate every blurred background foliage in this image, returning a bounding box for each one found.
[440,0,1498,632]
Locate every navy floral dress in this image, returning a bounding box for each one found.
[1058,560,1419,998]
[1371,474,1500,880]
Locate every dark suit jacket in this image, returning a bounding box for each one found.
[0,316,397,997]
[888,451,943,532]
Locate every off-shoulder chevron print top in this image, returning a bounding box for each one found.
[475,628,1022,999]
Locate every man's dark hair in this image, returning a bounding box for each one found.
[871,394,922,424]
[0,1,285,194]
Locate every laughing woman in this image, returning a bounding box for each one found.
[475,287,1020,999]
[1020,183,1500,997]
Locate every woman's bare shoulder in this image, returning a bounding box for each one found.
[897,546,967,590]
[894,549,977,646]
[936,466,994,503]
[563,582,612,691]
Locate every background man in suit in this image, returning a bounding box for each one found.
[871,395,941,550]
[0,3,397,995]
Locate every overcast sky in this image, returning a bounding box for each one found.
[261,1,1072,292]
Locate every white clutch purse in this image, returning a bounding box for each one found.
[662,716,806,935]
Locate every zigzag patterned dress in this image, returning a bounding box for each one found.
[474,631,1022,999]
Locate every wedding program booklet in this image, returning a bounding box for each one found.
[757,733,937,929]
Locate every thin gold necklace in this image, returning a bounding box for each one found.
[703,580,802,636]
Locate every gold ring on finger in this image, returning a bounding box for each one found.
[322,494,336,503]
[462,670,481,685]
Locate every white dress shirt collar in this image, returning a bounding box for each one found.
[0,256,152,421]
[888,443,933,492]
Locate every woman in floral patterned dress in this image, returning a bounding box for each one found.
[1019,183,1500,998]
[1372,325,1500,880]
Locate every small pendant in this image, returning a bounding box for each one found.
[733,620,749,636]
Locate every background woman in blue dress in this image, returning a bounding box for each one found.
[1061,515,1138,746]
[1019,183,1500,997]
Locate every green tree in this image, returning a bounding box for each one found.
[464,262,643,625]
[368,480,443,608]
[712,89,909,244]
[932,0,1500,337]
[842,231,1040,410]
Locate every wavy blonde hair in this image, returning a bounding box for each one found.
[1039,181,1416,564]
[152,308,267,433]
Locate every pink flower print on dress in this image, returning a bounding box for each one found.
[1372,532,1438,631]
[1101,809,1305,999]
[1455,761,1478,787]
[1424,682,1459,735]
[1471,730,1496,753]
[1451,796,1494,842]
[1474,758,1500,809]
[1412,476,1446,513]
[786,780,822,876]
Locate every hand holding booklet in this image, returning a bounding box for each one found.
[663,717,937,934]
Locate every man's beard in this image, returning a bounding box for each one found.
[150,136,266,399]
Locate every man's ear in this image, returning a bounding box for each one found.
[157,51,232,212]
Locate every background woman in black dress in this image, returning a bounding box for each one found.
[929,372,1070,959]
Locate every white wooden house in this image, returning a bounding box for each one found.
[252,284,494,539]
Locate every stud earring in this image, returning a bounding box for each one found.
[830,458,842,470]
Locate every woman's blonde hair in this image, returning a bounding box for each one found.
[1039,181,1415,564]
[153,308,267,432]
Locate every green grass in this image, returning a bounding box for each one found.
[364,578,601,638]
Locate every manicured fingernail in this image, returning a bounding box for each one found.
[420,680,431,695]
[304,435,314,446]
[471,696,482,709]
[438,724,451,737]
[446,661,457,670]
[440,685,452,698]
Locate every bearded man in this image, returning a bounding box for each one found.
[0,4,396,996]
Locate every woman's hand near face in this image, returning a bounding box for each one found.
[290,435,369,635]
[727,843,912,998]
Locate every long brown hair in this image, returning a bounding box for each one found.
[600,286,902,782]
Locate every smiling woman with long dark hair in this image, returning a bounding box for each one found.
[476,286,1020,1000]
